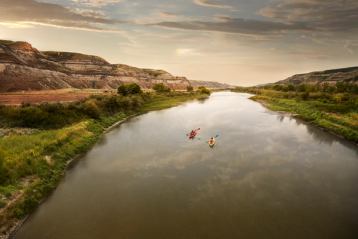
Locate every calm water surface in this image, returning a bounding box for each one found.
[16,92,358,239]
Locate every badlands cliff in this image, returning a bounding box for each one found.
[0,40,191,92]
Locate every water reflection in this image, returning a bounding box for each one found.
[276,113,357,153]
[15,92,358,239]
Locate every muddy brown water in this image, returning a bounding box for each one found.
[15,92,358,239]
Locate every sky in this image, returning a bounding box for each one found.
[0,0,357,86]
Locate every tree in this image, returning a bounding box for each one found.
[82,100,101,119]
[336,82,348,93]
[287,84,295,91]
[322,82,336,93]
[118,83,142,96]
[198,86,211,95]
[273,84,283,91]
[153,83,171,93]
[297,84,307,92]
[186,85,193,92]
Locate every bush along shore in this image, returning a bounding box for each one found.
[0,84,210,238]
[233,83,358,143]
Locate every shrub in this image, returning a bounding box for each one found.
[103,96,121,114]
[297,84,307,92]
[287,84,295,91]
[300,92,309,100]
[82,100,101,119]
[273,84,283,91]
[0,150,9,185]
[128,95,144,108]
[153,83,171,93]
[17,106,49,128]
[198,86,211,95]
[0,93,150,129]
[322,83,336,93]
[118,83,142,96]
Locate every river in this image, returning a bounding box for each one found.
[15,92,358,239]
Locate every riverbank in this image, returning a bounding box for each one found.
[248,93,358,143]
[0,92,209,238]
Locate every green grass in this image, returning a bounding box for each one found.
[251,95,358,142]
[0,92,208,234]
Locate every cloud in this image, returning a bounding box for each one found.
[259,0,358,32]
[159,12,178,19]
[155,0,358,38]
[344,40,358,54]
[176,48,200,56]
[0,22,35,29]
[155,17,309,35]
[71,0,122,7]
[0,0,121,31]
[193,0,233,9]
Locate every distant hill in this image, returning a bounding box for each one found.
[189,80,234,89]
[274,67,358,85]
[0,40,193,92]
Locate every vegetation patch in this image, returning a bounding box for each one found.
[152,83,171,93]
[234,83,358,142]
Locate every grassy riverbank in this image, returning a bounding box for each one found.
[0,91,209,237]
[233,87,358,143]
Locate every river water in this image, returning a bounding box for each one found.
[15,92,358,239]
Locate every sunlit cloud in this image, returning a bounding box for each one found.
[71,0,123,7]
[155,17,310,35]
[193,0,233,9]
[0,22,35,29]
[0,20,122,32]
[0,0,122,31]
[176,48,201,56]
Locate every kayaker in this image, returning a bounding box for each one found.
[208,137,216,146]
[188,128,200,139]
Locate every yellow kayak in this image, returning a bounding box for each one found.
[208,139,216,148]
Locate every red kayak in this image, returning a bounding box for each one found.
[187,128,200,139]
[189,132,197,139]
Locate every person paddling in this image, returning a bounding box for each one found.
[188,128,200,139]
[208,137,216,147]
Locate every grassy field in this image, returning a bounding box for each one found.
[233,87,358,143]
[0,91,209,236]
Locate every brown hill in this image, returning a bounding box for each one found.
[0,40,191,92]
[189,80,234,89]
[275,67,358,85]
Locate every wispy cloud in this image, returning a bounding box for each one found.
[156,0,358,38]
[71,0,123,7]
[159,12,178,19]
[259,0,358,32]
[193,0,233,9]
[176,48,201,56]
[155,17,309,35]
[0,0,122,31]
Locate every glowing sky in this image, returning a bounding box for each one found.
[0,0,357,86]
